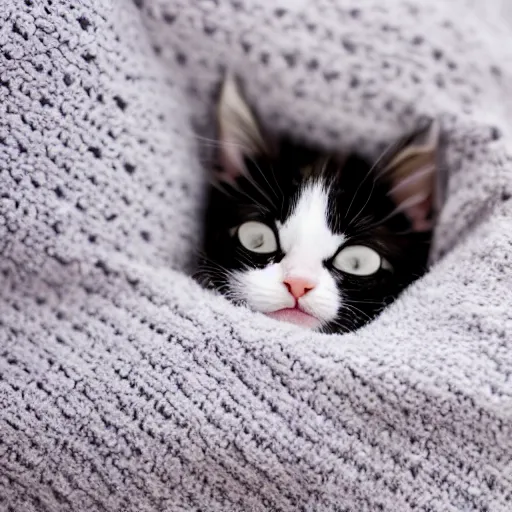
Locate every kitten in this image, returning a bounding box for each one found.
[197,76,440,333]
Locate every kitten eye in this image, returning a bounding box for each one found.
[237,221,277,254]
[333,245,382,276]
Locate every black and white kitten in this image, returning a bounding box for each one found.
[198,77,440,333]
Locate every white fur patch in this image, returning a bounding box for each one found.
[230,182,344,328]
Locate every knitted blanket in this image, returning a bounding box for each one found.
[1,1,511,511]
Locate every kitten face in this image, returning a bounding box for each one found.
[234,182,344,329]
[198,77,439,333]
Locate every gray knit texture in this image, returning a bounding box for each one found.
[1,1,511,511]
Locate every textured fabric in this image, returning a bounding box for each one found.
[1,1,512,511]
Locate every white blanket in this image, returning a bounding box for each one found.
[1,1,511,510]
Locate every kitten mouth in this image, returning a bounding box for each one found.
[266,307,321,329]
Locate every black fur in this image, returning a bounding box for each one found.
[198,138,432,333]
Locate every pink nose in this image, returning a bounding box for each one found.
[283,277,316,299]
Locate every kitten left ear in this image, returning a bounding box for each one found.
[216,75,269,182]
[383,120,441,232]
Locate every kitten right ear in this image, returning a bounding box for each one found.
[216,75,268,181]
[382,120,441,232]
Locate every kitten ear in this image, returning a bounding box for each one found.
[216,75,269,181]
[383,120,441,232]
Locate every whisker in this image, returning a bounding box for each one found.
[344,138,403,223]
[246,157,281,204]
[190,129,277,209]
[269,164,284,204]
[348,176,377,230]
[345,298,386,307]
[342,304,373,323]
